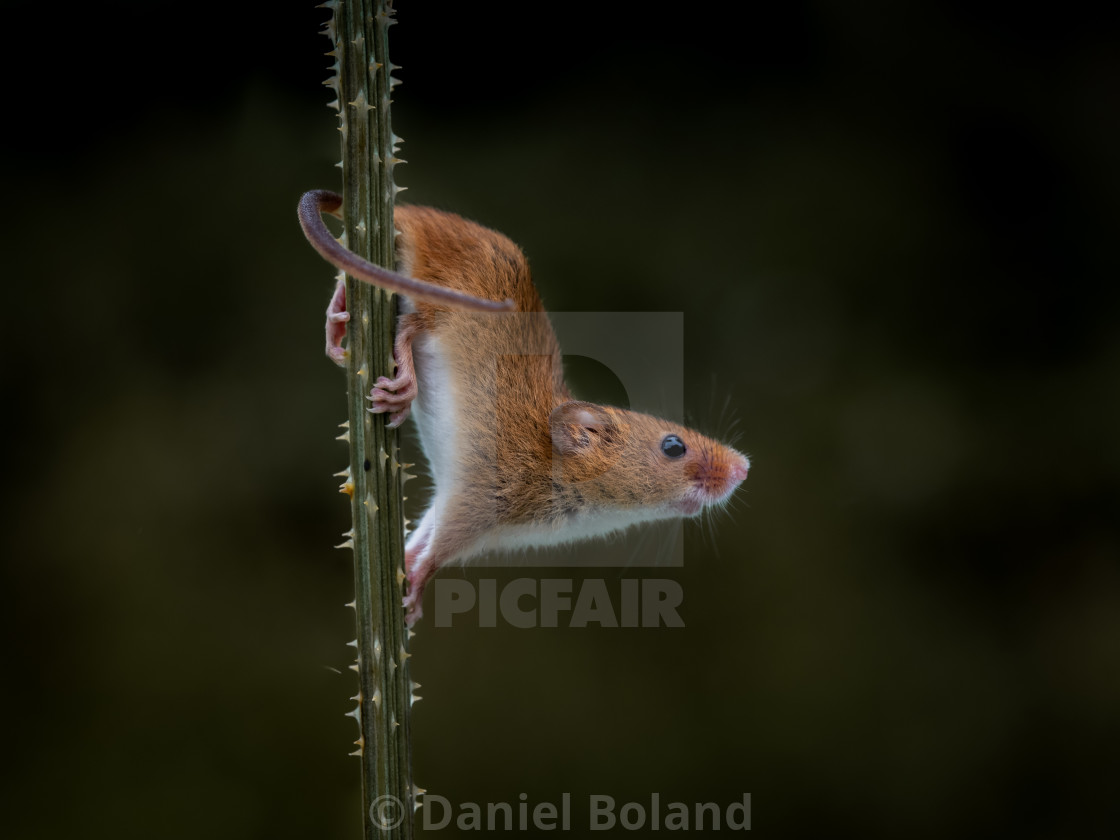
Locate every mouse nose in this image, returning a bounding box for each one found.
[729,453,750,485]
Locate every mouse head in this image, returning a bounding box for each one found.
[549,401,749,518]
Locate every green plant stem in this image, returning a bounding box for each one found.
[325,0,414,837]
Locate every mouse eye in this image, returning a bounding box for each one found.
[660,435,687,458]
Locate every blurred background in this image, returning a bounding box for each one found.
[2,2,1118,837]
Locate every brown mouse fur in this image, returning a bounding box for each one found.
[300,193,749,624]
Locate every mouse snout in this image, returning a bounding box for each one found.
[714,451,750,499]
[728,453,750,485]
[682,446,750,512]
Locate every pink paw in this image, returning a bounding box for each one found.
[403,587,423,626]
[367,373,418,428]
[325,279,349,366]
[402,554,430,626]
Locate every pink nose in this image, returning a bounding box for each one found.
[729,455,750,484]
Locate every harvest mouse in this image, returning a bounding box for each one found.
[299,190,750,624]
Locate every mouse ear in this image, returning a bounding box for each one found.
[549,401,614,456]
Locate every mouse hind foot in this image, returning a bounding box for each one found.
[402,508,477,626]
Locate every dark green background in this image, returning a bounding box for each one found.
[2,2,1118,837]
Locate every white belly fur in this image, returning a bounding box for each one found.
[408,331,460,500]
[478,504,678,555]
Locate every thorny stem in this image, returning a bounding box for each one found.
[321,1,415,837]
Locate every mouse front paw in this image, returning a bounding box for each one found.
[325,278,349,365]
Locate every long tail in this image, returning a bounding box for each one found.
[298,190,516,312]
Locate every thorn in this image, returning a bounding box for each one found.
[380,447,390,466]
[349,663,359,673]
[372,688,382,709]
[336,429,350,442]
[335,538,354,549]
[346,639,358,648]
[345,706,360,721]
[333,466,350,478]
[345,600,356,610]
[320,12,338,44]
[339,480,354,497]
[351,692,361,702]
[373,636,382,660]
[348,89,374,115]
[326,98,340,111]
[407,627,416,640]
[399,645,412,663]
[364,492,378,512]
[396,567,406,586]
